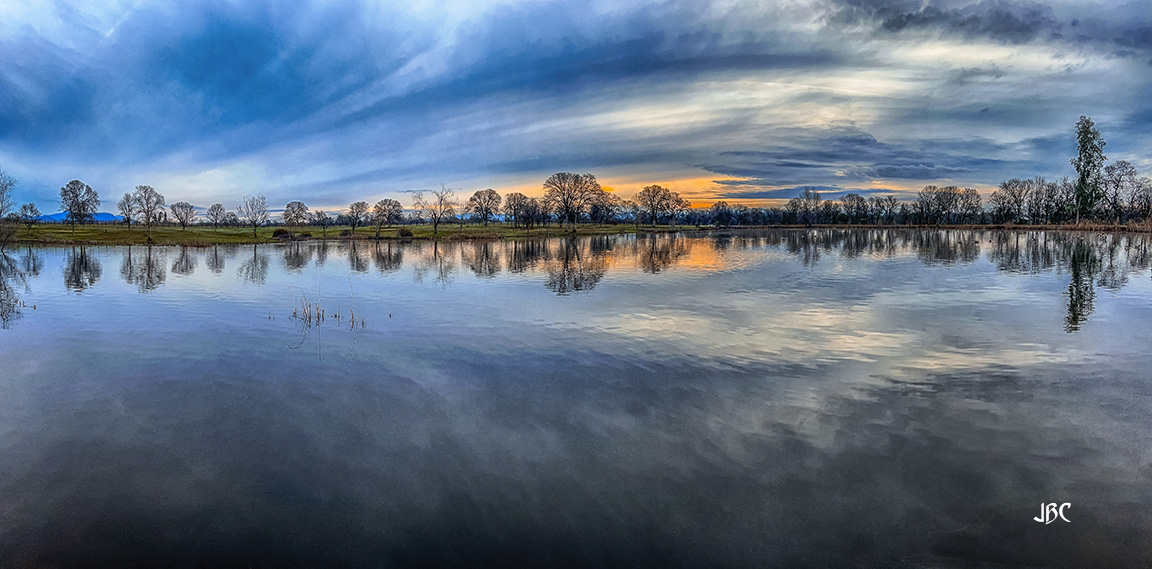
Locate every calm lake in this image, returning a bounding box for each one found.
[1,229,1150,568]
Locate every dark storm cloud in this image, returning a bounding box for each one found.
[825,0,1152,60]
[697,127,1016,195]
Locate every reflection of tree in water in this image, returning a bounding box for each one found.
[636,234,688,273]
[783,231,821,267]
[0,252,28,329]
[505,240,547,273]
[346,242,369,273]
[987,231,1069,274]
[171,247,197,276]
[1095,234,1129,291]
[373,242,402,274]
[1065,239,1101,333]
[544,238,609,295]
[121,246,167,292]
[912,229,979,265]
[413,242,457,286]
[206,245,225,274]
[20,247,42,278]
[64,246,102,292]
[315,241,329,267]
[463,241,501,278]
[282,242,311,272]
[237,245,270,285]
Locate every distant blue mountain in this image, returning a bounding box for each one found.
[39,212,123,222]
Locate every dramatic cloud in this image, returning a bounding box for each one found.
[0,0,1148,211]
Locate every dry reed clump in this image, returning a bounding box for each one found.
[290,291,325,327]
[1126,219,1152,232]
[288,291,366,330]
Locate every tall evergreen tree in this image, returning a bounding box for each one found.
[1071,115,1106,223]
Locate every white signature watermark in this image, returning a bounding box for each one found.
[1034,503,1071,524]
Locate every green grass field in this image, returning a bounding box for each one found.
[6,222,689,246]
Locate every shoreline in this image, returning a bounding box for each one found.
[4,222,1150,247]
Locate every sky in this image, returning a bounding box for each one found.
[1,0,1150,214]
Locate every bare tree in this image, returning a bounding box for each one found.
[543,172,599,230]
[347,201,370,233]
[465,189,501,226]
[995,179,1031,223]
[238,195,269,238]
[671,194,691,227]
[959,188,982,224]
[117,193,136,229]
[710,201,733,226]
[18,203,40,236]
[59,180,100,233]
[636,185,674,226]
[589,191,623,225]
[0,167,16,219]
[170,201,197,230]
[503,192,532,228]
[205,203,226,230]
[311,210,333,236]
[841,193,868,224]
[1102,160,1138,222]
[412,186,458,235]
[878,195,898,224]
[372,199,404,238]
[132,185,165,237]
[283,200,309,227]
[1131,177,1152,221]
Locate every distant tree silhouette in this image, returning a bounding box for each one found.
[543,173,600,230]
[59,180,100,233]
[238,195,269,238]
[372,199,403,238]
[412,186,457,235]
[117,194,135,229]
[466,189,501,226]
[347,201,370,233]
[18,203,40,236]
[170,201,196,229]
[133,185,165,237]
[283,201,310,227]
[205,203,227,230]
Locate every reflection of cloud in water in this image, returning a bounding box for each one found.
[4,232,1152,566]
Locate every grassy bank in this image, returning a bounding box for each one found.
[7,222,689,246]
[7,220,1150,246]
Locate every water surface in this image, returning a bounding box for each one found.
[1,230,1150,567]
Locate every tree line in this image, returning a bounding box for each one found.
[2,116,1147,239]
